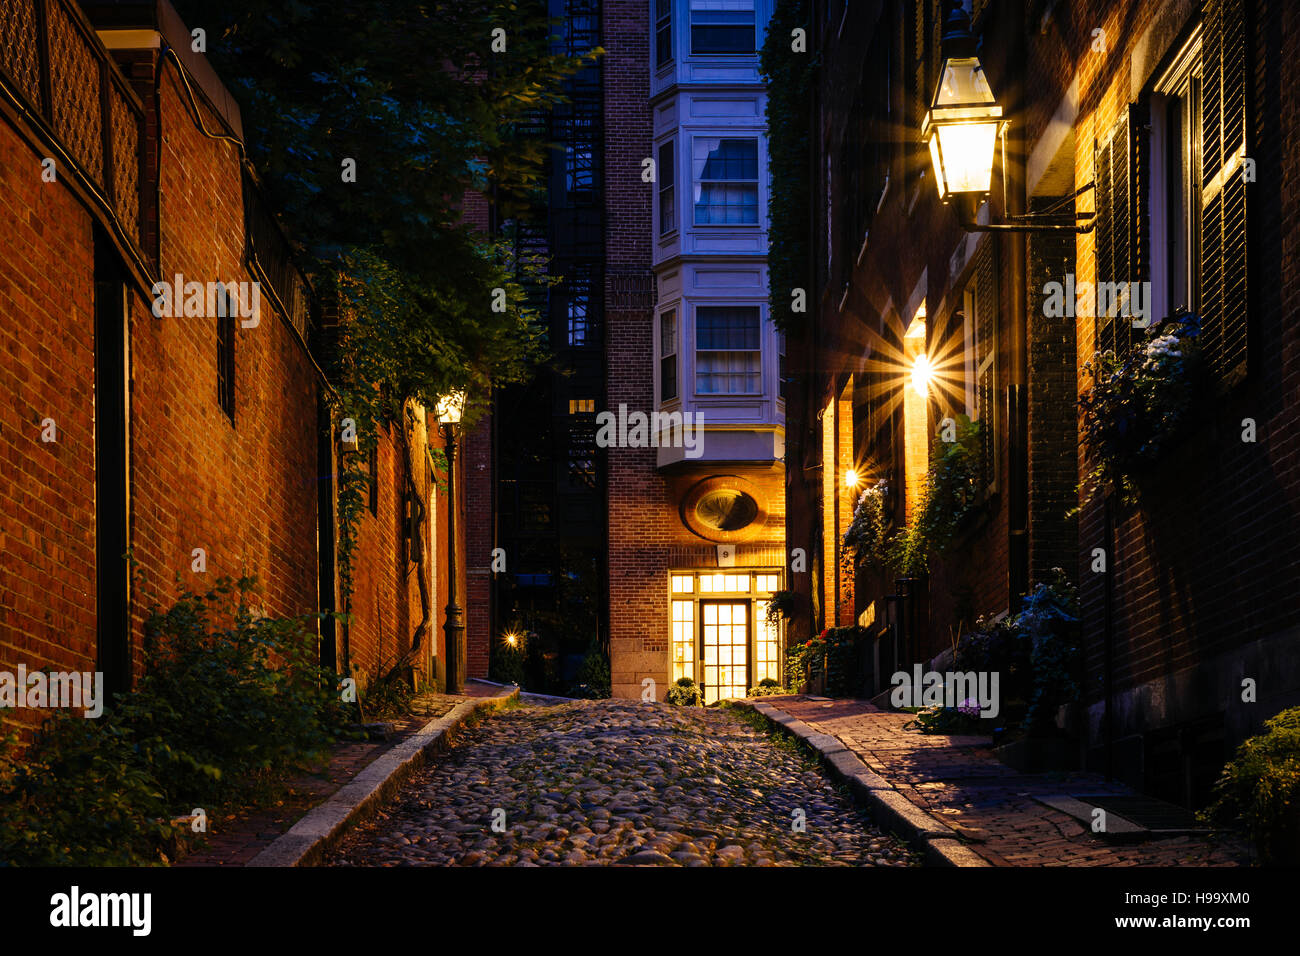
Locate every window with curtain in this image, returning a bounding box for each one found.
[689,0,755,54]
[696,306,761,394]
[693,137,759,225]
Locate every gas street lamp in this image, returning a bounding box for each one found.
[924,1,1095,233]
[436,391,466,694]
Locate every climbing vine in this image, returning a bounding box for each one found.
[760,0,815,335]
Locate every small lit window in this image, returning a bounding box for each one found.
[672,600,695,682]
[671,574,695,593]
[755,573,779,593]
[569,399,596,414]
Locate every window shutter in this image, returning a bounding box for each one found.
[973,240,998,495]
[1092,104,1149,357]
[1200,0,1249,384]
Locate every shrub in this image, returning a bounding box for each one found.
[0,714,180,866]
[119,579,341,806]
[909,701,986,736]
[0,578,345,866]
[841,481,891,571]
[665,678,704,707]
[747,678,791,697]
[491,634,527,687]
[786,633,826,693]
[568,638,611,699]
[952,570,1080,733]
[1201,706,1300,864]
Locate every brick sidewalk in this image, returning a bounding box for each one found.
[762,696,1250,866]
[177,687,495,866]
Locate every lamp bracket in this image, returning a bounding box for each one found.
[957,181,1097,233]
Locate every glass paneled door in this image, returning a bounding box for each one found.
[701,601,749,703]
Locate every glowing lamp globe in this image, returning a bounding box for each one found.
[921,54,1004,202]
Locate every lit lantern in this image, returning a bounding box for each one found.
[435,390,466,425]
[921,5,1004,202]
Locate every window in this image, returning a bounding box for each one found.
[656,0,673,66]
[755,599,780,683]
[777,331,787,401]
[216,296,235,423]
[693,138,759,225]
[1150,34,1202,326]
[658,140,676,234]
[564,115,595,196]
[660,309,678,401]
[671,574,695,593]
[671,600,695,682]
[698,573,750,593]
[754,573,779,593]
[696,306,761,394]
[689,0,755,55]
[567,273,591,346]
[567,414,597,489]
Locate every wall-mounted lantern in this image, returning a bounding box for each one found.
[925,1,1095,234]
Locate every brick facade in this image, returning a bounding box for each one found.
[0,0,472,745]
[789,0,1300,807]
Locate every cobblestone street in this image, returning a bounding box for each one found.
[325,699,919,866]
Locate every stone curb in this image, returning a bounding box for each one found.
[739,699,990,868]
[247,687,518,867]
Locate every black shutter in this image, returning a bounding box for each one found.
[1092,104,1149,357]
[1200,0,1250,384]
[974,240,998,495]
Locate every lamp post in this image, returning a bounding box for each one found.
[436,391,466,694]
[923,1,1095,234]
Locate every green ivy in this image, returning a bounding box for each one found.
[760,0,815,335]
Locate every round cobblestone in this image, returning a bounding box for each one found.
[325,699,919,867]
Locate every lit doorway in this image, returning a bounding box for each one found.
[701,600,749,704]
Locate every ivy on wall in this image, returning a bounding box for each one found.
[760,0,815,335]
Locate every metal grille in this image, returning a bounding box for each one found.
[109,83,141,245]
[243,174,311,340]
[47,0,103,182]
[0,0,42,107]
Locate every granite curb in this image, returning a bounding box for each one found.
[247,686,518,867]
[738,698,990,868]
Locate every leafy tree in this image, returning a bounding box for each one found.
[173,1,598,653]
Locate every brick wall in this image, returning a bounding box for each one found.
[0,118,99,741]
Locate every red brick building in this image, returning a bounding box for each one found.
[604,0,787,702]
[0,0,470,742]
[784,0,1300,808]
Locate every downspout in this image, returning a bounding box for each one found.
[1003,22,1030,613]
